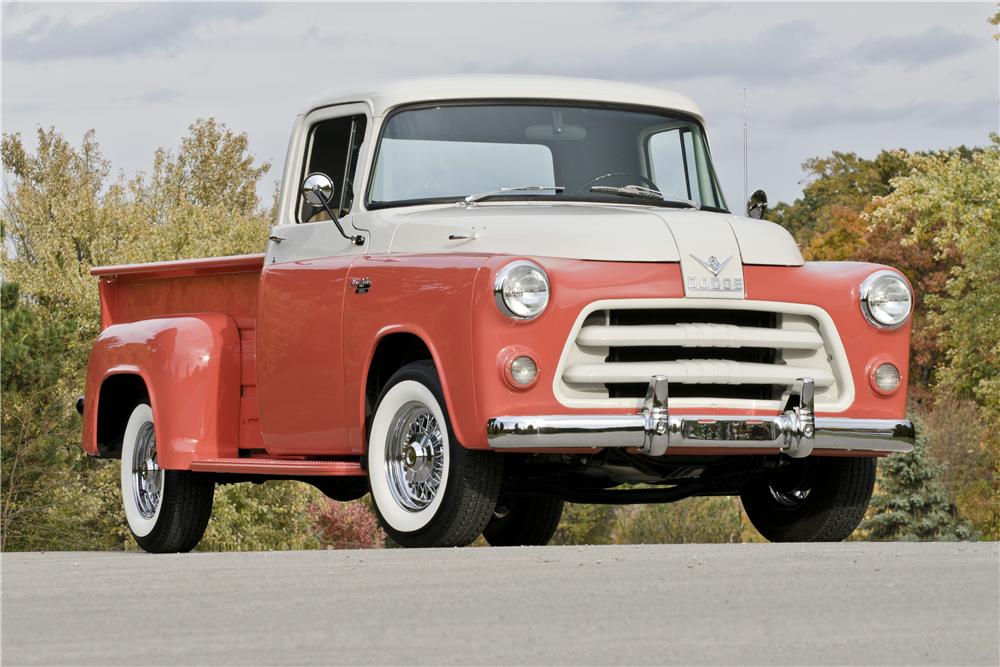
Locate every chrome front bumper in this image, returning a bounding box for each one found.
[486,376,915,458]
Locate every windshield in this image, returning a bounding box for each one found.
[367,103,727,210]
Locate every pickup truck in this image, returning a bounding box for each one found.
[80,76,915,552]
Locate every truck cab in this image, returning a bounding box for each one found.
[81,76,915,551]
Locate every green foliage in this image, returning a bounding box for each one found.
[199,482,324,552]
[550,503,617,545]
[862,423,973,541]
[614,497,743,544]
[0,283,116,550]
[770,150,910,244]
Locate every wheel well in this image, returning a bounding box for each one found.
[365,333,433,420]
[96,374,149,459]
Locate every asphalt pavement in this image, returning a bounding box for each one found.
[2,542,998,665]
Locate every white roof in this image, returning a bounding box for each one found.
[303,75,704,121]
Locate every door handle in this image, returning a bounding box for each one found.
[268,235,285,244]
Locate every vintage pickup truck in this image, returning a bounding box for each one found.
[80,76,915,552]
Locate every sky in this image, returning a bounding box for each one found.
[2,2,998,208]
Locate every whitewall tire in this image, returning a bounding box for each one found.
[119,402,215,553]
[120,404,163,537]
[367,361,502,548]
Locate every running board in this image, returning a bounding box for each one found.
[189,458,364,476]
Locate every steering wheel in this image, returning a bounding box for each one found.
[577,172,660,194]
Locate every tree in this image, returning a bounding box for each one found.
[773,137,999,540]
[0,122,337,552]
[862,425,973,541]
[864,138,1000,538]
[770,150,910,245]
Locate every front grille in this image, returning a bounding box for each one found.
[555,301,849,412]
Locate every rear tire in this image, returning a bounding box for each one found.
[483,496,564,546]
[120,404,214,553]
[740,456,876,542]
[366,361,502,548]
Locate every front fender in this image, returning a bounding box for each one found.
[82,314,242,469]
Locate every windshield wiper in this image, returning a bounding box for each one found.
[590,184,700,210]
[461,185,565,206]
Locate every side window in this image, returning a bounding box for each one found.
[299,114,367,223]
[648,128,701,202]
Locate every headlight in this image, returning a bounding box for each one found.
[860,270,912,329]
[494,260,550,320]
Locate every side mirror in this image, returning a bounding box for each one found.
[298,172,364,246]
[746,189,768,220]
[302,172,335,207]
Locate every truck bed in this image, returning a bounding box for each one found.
[91,254,265,450]
[91,253,265,330]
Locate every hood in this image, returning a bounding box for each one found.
[380,201,803,267]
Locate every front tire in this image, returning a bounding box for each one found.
[120,403,214,553]
[366,361,502,548]
[483,496,564,546]
[740,456,876,542]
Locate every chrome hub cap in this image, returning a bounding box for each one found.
[385,402,444,511]
[131,422,163,519]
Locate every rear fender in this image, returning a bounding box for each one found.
[82,314,241,469]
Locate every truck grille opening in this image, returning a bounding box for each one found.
[556,302,849,412]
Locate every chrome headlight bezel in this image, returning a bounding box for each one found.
[494,260,550,320]
[860,270,912,329]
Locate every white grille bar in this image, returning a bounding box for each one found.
[563,360,836,387]
[577,323,824,350]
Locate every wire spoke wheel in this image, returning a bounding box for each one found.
[384,401,445,511]
[367,362,502,547]
[130,422,163,519]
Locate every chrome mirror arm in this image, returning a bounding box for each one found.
[301,172,365,246]
[313,190,365,247]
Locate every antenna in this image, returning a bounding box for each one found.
[742,87,749,205]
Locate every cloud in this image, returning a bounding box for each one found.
[783,97,998,131]
[119,87,179,105]
[458,19,829,85]
[852,26,979,70]
[3,3,264,62]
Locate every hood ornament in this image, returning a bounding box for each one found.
[690,253,732,276]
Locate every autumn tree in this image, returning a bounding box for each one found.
[864,137,1000,537]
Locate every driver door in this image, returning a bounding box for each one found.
[256,104,370,455]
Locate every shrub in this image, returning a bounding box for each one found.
[310,498,386,550]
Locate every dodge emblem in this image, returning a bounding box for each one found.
[690,253,732,276]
